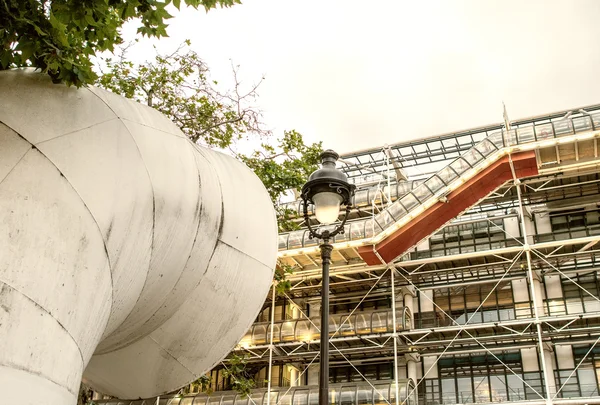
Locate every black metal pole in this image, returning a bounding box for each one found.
[319,236,332,405]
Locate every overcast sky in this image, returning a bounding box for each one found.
[121,0,600,154]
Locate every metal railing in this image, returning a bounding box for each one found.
[278,112,600,251]
[96,380,417,405]
[241,308,412,347]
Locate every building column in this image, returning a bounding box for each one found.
[422,355,438,379]
[543,344,557,399]
[307,364,319,386]
[309,300,321,319]
[401,286,416,329]
[405,353,420,384]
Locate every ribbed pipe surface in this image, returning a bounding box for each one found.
[0,69,277,404]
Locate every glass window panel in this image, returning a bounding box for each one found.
[364,219,383,238]
[350,222,365,240]
[514,126,534,143]
[475,139,498,157]
[250,392,265,405]
[388,202,407,221]
[354,189,370,207]
[371,311,387,333]
[356,314,371,334]
[441,378,456,405]
[565,297,584,315]
[222,395,236,405]
[592,112,600,129]
[252,324,268,345]
[505,129,518,145]
[234,396,249,405]
[456,377,473,403]
[296,319,312,341]
[193,397,210,405]
[584,296,600,313]
[304,231,318,248]
[311,318,321,340]
[267,392,279,405]
[328,317,339,336]
[412,184,433,203]
[281,320,296,341]
[436,165,459,185]
[288,231,303,249]
[466,311,482,324]
[487,131,504,147]
[339,314,356,336]
[462,148,483,167]
[373,384,389,405]
[506,374,525,401]
[341,386,356,405]
[425,175,445,194]
[553,120,574,136]
[357,386,373,405]
[535,123,554,140]
[335,225,350,243]
[450,158,471,175]
[308,389,319,405]
[384,185,398,200]
[399,193,419,211]
[293,390,309,405]
[578,368,598,397]
[208,396,222,405]
[473,376,490,403]
[279,394,292,405]
[397,182,411,195]
[267,323,281,343]
[279,234,289,250]
[374,210,395,229]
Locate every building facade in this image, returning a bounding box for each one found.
[99,105,600,405]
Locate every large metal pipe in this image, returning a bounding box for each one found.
[0,70,277,405]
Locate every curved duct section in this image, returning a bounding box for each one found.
[0,69,277,404]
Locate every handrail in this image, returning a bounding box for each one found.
[279,180,422,219]
[240,308,412,348]
[96,380,418,405]
[278,112,600,253]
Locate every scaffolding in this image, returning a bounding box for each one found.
[97,104,600,405]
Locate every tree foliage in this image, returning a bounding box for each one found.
[221,354,256,398]
[0,0,239,86]
[97,42,269,149]
[274,262,298,296]
[96,42,322,230]
[240,130,322,231]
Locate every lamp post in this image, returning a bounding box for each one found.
[301,150,355,405]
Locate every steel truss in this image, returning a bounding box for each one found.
[212,108,600,405]
[229,187,600,405]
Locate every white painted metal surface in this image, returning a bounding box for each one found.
[0,69,277,404]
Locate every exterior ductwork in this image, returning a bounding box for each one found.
[0,69,277,404]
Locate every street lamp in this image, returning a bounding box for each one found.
[301,149,355,405]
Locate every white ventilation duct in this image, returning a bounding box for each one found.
[0,69,277,405]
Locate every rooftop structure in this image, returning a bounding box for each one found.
[99,104,600,405]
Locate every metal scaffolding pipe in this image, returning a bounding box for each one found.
[390,267,400,405]
[266,286,276,405]
[513,176,554,405]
